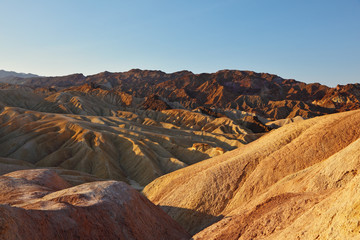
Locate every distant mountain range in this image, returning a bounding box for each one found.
[0,70,39,79]
[1,68,360,120]
[2,68,359,120]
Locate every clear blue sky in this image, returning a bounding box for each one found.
[0,0,359,86]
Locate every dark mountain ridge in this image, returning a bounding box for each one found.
[0,70,39,79]
[0,70,40,84]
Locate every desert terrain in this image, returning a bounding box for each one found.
[1,69,360,239]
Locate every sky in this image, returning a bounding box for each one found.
[0,0,359,86]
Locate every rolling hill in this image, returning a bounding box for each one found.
[143,109,360,239]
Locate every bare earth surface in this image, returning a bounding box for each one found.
[0,169,190,240]
[143,110,360,239]
[0,105,258,187]
[1,69,360,239]
[3,69,360,119]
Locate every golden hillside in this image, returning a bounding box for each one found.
[143,109,360,239]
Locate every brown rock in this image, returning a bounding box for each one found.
[0,169,190,240]
[141,94,172,111]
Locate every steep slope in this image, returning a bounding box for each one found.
[141,94,172,111]
[0,169,190,240]
[143,109,360,238]
[194,137,360,239]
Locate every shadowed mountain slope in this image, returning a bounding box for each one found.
[0,70,38,81]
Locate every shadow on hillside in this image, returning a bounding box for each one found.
[160,205,224,236]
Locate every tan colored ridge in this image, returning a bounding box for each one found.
[143,109,360,238]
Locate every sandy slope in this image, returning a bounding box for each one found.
[143,109,360,238]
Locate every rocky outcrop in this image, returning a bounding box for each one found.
[141,94,172,111]
[0,169,190,240]
[238,115,271,133]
